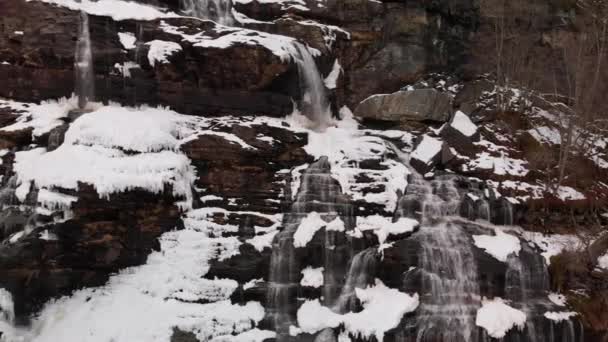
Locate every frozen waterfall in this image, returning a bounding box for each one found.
[74,11,94,110]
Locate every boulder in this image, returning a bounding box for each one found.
[354,89,453,124]
[440,110,480,154]
[409,134,453,174]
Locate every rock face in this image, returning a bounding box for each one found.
[0,0,606,340]
[0,185,181,322]
[0,1,298,117]
[354,89,453,124]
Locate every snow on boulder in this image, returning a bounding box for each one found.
[146,40,182,67]
[544,311,577,322]
[300,267,324,288]
[440,111,479,154]
[597,253,608,270]
[293,213,344,248]
[410,135,451,174]
[548,293,567,306]
[297,279,419,341]
[472,230,521,262]
[476,298,526,339]
[355,215,419,244]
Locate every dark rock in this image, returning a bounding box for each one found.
[0,184,181,322]
[170,327,200,342]
[46,123,69,151]
[354,89,452,124]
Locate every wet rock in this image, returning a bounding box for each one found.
[354,89,452,124]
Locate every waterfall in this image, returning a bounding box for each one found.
[505,247,582,342]
[332,248,377,313]
[74,11,94,110]
[266,157,352,340]
[180,0,233,25]
[293,43,332,131]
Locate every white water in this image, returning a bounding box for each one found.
[180,0,233,25]
[293,43,332,131]
[74,11,94,110]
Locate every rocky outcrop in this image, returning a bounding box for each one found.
[0,0,299,117]
[354,89,453,125]
[0,184,181,323]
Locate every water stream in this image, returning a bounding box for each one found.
[267,157,352,340]
[180,0,233,25]
[293,43,332,130]
[74,11,94,110]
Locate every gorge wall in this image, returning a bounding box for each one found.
[0,0,606,341]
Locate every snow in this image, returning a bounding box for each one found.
[598,253,608,270]
[0,288,14,324]
[450,111,478,137]
[242,279,263,291]
[476,298,527,339]
[300,267,324,288]
[65,105,190,152]
[215,328,276,342]
[411,135,443,165]
[30,0,178,21]
[146,40,182,67]
[472,230,521,262]
[521,232,581,265]
[556,186,585,201]
[118,32,136,50]
[0,98,79,137]
[544,311,577,322]
[15,145,194,201]
[113,62,139,77]
[16,209,267,342]
[528,126,561,145]
[297,279,419,341]
[38,230,58,241]
[293,213,344,248]
[13,105,198,203]
[246,230,278,252]
[324,59,341,89]
[160,21,301,62]
[355,215,419,244]
[548,293,567,306]
[467,152,529,177]
[37,189,78,210]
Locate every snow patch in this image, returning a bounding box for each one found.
[476,298,526,339]
[411,135,442,165]
[296,279,419,341]
[472,230,521,262]
[450,111,478,137]
[293,213,344,248]
[146,40,182,67]
[300,267,324,288]
[355,215,418,244]
[544,311,577,322]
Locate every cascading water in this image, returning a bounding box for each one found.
[293,43,332,131]
[267,157,353,340]
[332,248,377,313]
[74,11,94,110]
[397,169,482,342]
[505,247,583,342]
[180,0,233,25]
